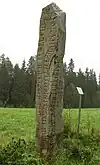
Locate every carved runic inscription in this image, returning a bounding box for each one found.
[36,3,66,159]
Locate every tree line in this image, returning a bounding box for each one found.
[0,54,100,108]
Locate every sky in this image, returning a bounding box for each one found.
[0,0,100,77]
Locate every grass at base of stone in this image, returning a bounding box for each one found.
[1,108,100,164]
[0,132,100,165]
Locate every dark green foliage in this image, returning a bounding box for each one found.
[68,58,75,72]
[0,132,100,164]
[0,54,36,107]
[0,54,13,106]
[0,138,44,165]
[11,64,29,107]
[26,56,36,107]
[63,59,99,108]
[0,54,100,108]
[0,109,100,164]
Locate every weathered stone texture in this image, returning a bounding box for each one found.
[36,3,66,158]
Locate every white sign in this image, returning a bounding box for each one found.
[76,87,84,95]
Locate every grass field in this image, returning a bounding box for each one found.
[1,108,100,164]
[0,108,36,145]
[0,108,100,145]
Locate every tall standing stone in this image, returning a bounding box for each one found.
[36,3,66,160]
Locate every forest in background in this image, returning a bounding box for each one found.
[0,54,100,108]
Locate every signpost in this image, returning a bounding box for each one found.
[76,87,84,135]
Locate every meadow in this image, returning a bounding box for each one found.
[0,108,100,145]
[1,108,100,164]
[0,108,36,145]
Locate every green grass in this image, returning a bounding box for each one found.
[0,108,36,145]
[0,108,100,146]
[1,108,100,164]
[63,108,100,134]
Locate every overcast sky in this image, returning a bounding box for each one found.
[0,0,100,77]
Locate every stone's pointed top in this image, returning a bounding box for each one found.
[41,2,66,32]
[42,2,62,12]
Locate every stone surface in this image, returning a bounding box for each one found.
[36,2,66,159]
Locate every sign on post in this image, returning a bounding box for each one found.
[76,87,84,95]
[76,87,84,135]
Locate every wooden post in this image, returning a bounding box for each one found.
[77,94,82,135]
